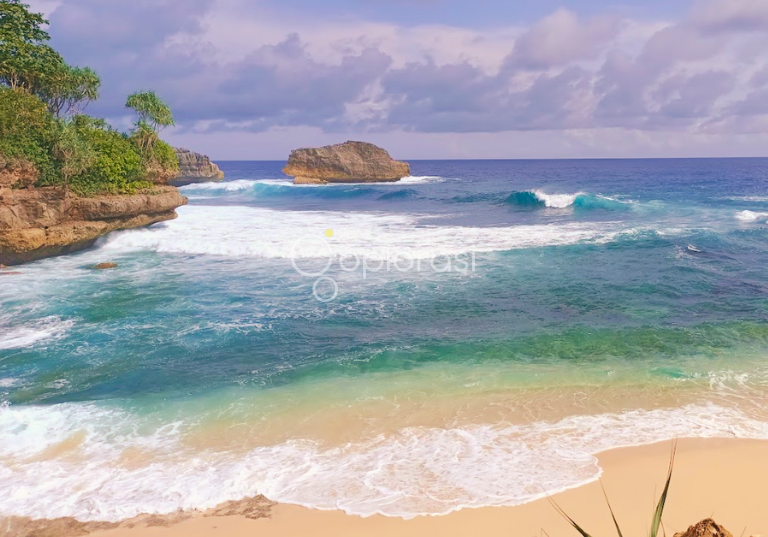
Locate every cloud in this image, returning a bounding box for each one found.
[691,0,768,33]
[27,0,768,156]
[504,9,620,70]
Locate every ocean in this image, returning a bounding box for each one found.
[3,158,768,521]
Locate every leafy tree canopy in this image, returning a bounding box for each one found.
[0,1,177,195]
[126,91,175,131]
[0,0,100,116]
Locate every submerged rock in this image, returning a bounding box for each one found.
[283,141,410,184]
[0,186,187,266]
[93,263,118,270]
[673,519,734,537]
[171,148,224,187]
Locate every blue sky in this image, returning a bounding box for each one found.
[28,0,768,160]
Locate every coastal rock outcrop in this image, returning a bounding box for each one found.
[283,141,410,184]
[0,186,187,266]
[171,148,224,186]
[0,156,38,189]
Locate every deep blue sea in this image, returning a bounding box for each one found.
[3,159,768,521]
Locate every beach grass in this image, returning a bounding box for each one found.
[549,442,676,537]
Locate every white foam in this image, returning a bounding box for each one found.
[383,175,442,185]
[0,316,74,350]
[179,176,442,194]
[99,205,626,260]
[179,179,264,192]
[726,196,768,202]
[0,378,19,388]
[1,401,766,521]
[735,210,768,221]
[533,190,583,208]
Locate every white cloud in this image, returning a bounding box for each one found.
[35,0,768,157]
[505,9,621,69]
[691,0,768,32]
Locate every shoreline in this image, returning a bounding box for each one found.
[5,437,766,537]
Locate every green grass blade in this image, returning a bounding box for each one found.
[649,441,677,537]
[600,481,624,537]
[546,494,595,537]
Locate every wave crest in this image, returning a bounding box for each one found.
[99,206,627,260]
[505,190,629,211]
[179,177,441,197]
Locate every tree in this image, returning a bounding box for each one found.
[51,118,95,188]
[0,1,99,116]
[125,91,174,152]
[38,64,100,117]
[125,91,174,131]
[0,0,62,91]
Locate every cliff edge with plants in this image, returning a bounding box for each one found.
[0,0,187,265]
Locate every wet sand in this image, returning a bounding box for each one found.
[6,437,765,537]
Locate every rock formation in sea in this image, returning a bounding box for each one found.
[282,141,410,184]
[0,167,187,265]
[171,148,225,187]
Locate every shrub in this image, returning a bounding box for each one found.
[549,442,676,537]
[0,87,59,184]
[69,115,148,195]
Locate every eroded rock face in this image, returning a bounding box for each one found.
[673,519,734,537]
[0,186,187,266]
[0,156,38,189]
[283,141,410,184]
[171,148,224,186]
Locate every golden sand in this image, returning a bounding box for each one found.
[6,438,765,537]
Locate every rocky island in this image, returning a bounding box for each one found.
[283,141,410,184]
[170,148,225,187]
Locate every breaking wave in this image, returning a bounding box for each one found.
[505,190,630,211]
[99,205,629,260]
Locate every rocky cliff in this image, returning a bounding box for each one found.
[283,141,410,184]
[0,157,38,189]
[0,184,187,266]
[171,148,224,186]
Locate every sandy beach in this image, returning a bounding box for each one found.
[4,437,764,537]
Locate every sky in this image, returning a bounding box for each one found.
[26,0,768,160]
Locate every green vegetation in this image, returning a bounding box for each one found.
[0,0,177,194]
[549,442,676,537]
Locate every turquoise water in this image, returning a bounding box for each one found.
[3,159,768,520]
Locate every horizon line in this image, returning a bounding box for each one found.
[212,156,768,162]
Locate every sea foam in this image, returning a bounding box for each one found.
[1,401,766,521]
[179,176,442,195]
[0,316,74,350]
[99,205,626,260]
[735,210,768,221]
[534,190,583,208]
